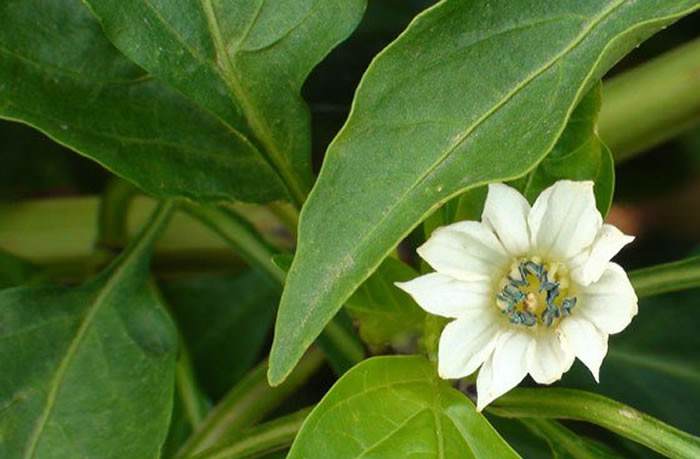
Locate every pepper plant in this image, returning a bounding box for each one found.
[1,1,700,458]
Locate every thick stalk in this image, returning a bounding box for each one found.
[183,203,365,373]
[490,388,700,459]
[181,203,286,284]
[600,37,700,162]
[189,407,312,459]
[629,255,700,298]
[175,348,323,458]
[175,340,210,428]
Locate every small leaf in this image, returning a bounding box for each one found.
[270,0,700,384]
[513,84,615,216]
[344,257,425,350]
[288,355,520,458]
[161,270,278,399]
[0,202,177,459]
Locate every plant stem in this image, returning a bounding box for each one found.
[175,339,210,427]
[175,348,324,458]
[188,407,312,459]
[183,203,365,374]
[489,388,700,459]
[97,178,140,251]
[629,255,700,298]
[599,37,700,162]
[181,203,286,284]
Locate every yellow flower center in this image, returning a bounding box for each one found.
[495,257,577,327]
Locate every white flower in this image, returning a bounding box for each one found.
[396,180,637,411]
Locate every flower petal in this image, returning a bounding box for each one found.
[558,316,608,382]
[570,224,635,286]
[527,180,602,260]
[577,262,638,334]
[418,221,509,281]
[482,183,531,256]
[476,330,531,411]
[437,311,501,379]
[395,273,491,319]
[527,331,574,384]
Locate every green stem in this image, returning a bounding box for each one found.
[600,37,700,162]
[489,388,700,459]
[175,348,324,458]
[189,407,312,459]
[97,178,140,251]
[183,203,365,374]
[181,203,286,284]
[630,255,700,298]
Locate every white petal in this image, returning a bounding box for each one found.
[418,221,509,281]
[527,180,602,260]
[395,273,491,319]
[527,331,574,384]
[558,316,608,382]
[482,183,531,256]
[476,330,531,411]
[577,263,638,334]
[570,224,635,286]
[437,312,501,379]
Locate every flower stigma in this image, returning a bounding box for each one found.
[496,258,577,327]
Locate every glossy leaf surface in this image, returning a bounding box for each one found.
[289,356,519,458]
[270,0,700,383]
[0,203,177,458]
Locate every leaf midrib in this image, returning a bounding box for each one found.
[198,0,307,204]
[22,203,172,459]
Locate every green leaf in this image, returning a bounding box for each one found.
[0,202,177,458]
[288,356,519,458]
[270,0,700,384]
[161,270,278,399]
[561,288,700,438]
[510,84,615,216]
[491,388,700,459]
[423,85,613,241]
[344,257,425,349]
[0,0,359,203]
[82,0,366,205]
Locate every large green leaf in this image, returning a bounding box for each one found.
[82,0,366,204]
[423,84,612,241]
[161,269,278,399]
[561,288,700,438]
[269,0,700,384]
[0,202,176,458]
[288,356,519,458]
[0,0,363,203]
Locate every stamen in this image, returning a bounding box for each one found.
[496,259,576,328]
